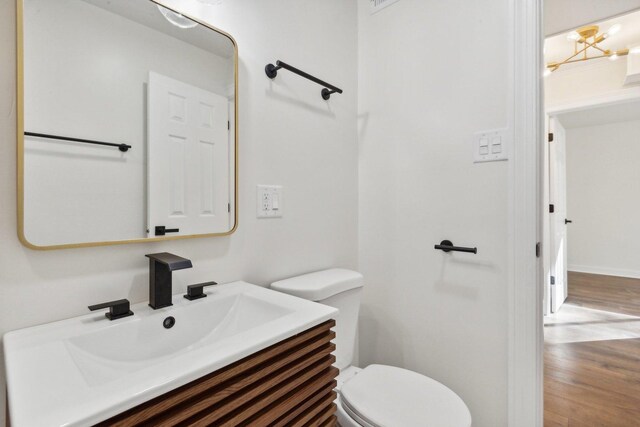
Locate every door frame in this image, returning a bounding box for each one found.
[510,3,640,424]
[509,0,543,425]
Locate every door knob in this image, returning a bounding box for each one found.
[565,219,572,224]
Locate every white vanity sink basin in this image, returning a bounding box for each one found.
[3,282,337,427]
[68,293,290,367]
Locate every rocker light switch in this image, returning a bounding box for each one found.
[474,129,509,163]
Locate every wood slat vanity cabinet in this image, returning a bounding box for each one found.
[97,320,338,427]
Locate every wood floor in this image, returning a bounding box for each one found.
[544,272,640,426]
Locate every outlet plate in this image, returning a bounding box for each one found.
[257,185,283,218]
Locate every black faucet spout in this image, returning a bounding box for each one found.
[146,252,193,309]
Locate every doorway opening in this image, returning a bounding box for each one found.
[542,9,640,425]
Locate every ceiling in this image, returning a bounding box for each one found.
[544,0,640,37]
[555,99,640,128]
[82,0,234,59]
[545,9,640,70]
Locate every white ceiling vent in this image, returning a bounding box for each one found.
[370,0,400,15]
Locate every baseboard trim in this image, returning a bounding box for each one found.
[568,265,640,280]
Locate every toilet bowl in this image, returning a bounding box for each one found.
[271,269,472,427]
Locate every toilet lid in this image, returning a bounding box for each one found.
[340,365,472,427]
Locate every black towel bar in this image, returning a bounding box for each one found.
[265,60,343,100]
[25,132,132,152]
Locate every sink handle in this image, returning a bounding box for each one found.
[88,299,134,321]
[184,281,218,301]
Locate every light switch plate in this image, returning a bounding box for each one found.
[473,128,509,163]
[257,185,283,218]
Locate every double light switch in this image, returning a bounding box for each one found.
[474,129,509,163]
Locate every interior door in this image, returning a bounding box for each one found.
[549,116,568,312]
[147,72,230,237]
[542,115,551,316]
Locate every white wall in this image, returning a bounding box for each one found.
[23,0,232,245]
[545,60,637,108]
[565,119,640,278]
[545,0,640,36]
[0,0,358,424]
[357,1,510,426]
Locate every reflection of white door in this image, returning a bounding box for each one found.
[147,72,230,236]
[549,117,568,312]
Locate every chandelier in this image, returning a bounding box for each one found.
[546,24,629,74]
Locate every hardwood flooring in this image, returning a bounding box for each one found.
[565,273,640,317]
[544,272,640,426]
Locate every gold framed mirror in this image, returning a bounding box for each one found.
[16,0,238,250]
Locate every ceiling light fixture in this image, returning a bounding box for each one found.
[604,23,622,38]
[566,31,580,41]
[157,5,198,29]
[546,24,628,73]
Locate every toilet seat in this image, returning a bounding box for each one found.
[339,364,472,427]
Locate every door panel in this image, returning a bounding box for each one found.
[549,117,568,312]
[148,72,230,236]
[543,115,551,316]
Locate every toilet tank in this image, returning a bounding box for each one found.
[271,269,363,370]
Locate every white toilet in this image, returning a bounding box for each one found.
[271,268,472,427]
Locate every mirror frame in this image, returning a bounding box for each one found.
[15,0,239,250]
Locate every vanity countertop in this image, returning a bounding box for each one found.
[3,281,337,427]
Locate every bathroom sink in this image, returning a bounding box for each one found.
[3,282,337,427]
[65,292,295,386]
[68,293,291,364]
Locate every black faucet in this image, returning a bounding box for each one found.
[146,252,193,309]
